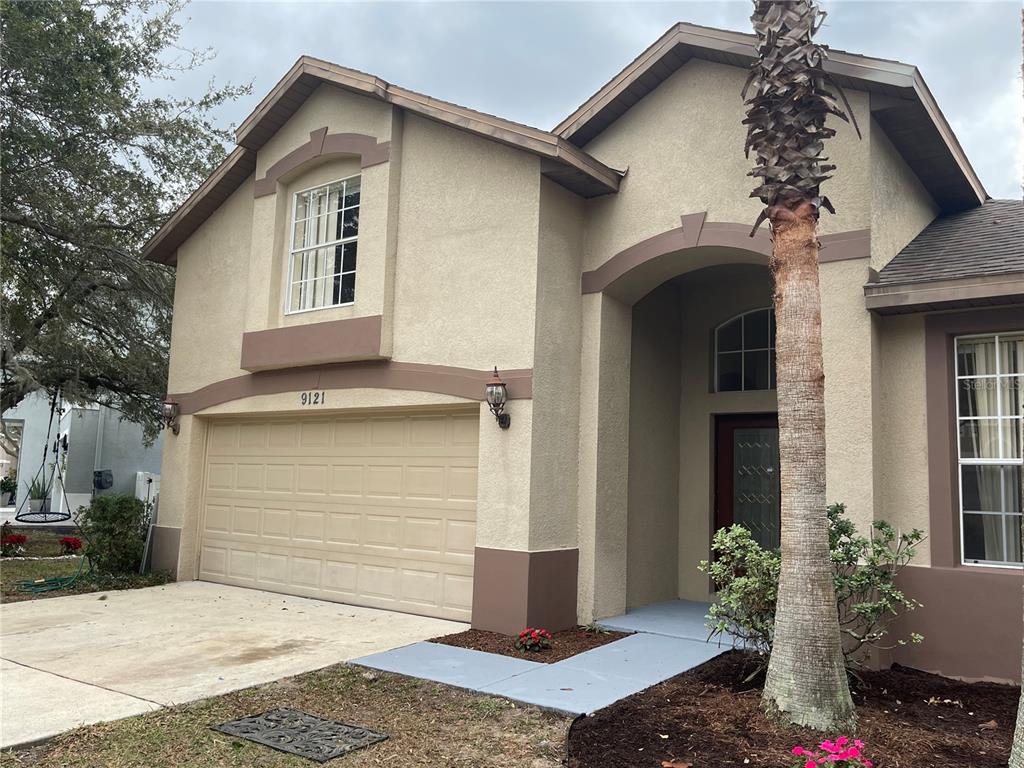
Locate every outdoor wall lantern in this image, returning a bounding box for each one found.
[162,398,181,435]
[485,367,511,429]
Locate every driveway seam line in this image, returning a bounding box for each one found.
[1,656,165,708]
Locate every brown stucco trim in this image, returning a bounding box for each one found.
[240,315,384,372]
[866,272,1024,314]
[924,307,1024,567]
[580,217,870,295]
[253,127,391,198]
[889,565,1021,682]
[471,547,579,635]
[169,362,532,414]
[149,525,182,575]
[818,228,872,263]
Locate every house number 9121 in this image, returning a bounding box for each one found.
[300,391,326,406]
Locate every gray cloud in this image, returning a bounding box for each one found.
[166,0,1022,198]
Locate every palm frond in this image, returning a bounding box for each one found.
[743,0,859,226]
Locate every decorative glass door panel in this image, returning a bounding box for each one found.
[715,415,781,550]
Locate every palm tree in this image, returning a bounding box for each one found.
[742,0,857,730]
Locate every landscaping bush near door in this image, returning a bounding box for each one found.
[699,503,924,669]
[79,494,151,574]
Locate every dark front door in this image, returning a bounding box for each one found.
[715,414,781,550]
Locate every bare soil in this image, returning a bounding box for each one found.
[567,650,1017,768]
[430,626,630,663]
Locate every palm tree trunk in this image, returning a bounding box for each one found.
[761,201,856,731]
[1010,402,1024,766]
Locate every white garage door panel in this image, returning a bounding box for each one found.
[199,410,478,621]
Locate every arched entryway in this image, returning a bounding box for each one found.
[576,218,779,622]
[625,263,778,609]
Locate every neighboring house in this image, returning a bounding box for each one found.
[1,391,163,520]
[145,23,1023,681]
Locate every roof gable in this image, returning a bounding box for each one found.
[144,56,622,264]
[556,22,986,214]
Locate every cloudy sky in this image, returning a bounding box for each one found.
[169,1,1022,199]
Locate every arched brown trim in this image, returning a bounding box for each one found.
[169,361,532,414]
[581,211,870,296]
[253,127,391,197]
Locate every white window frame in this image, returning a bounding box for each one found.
[714,307,776,393]
[284,174,360,315]
[955,331,1024,568]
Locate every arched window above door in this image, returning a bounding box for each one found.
[715,308,776,392]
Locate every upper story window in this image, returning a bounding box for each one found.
[956,333,1023,566]
[287,175,360,313]
[715,308,776,392]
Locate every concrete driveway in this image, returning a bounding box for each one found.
[0,581,465,748]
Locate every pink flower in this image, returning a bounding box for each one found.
[804,760,816,768]
[791,747,806,756]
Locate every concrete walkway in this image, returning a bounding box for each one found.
[355,600,727,714]
[0,582,465,748]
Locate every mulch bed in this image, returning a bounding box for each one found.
[568,650,1018,767]
[429,626,630,663]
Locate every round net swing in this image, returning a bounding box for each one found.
[14,389,73,524]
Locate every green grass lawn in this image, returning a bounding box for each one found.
[0,557,82,597]
[1,526,174,603]
[0,665,570,768]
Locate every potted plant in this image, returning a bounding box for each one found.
[27,475,50,514]
[0,471,15,506]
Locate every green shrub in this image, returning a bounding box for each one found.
[698,503,924,669]
[1,470,16,496]
[699,524,780,656]
[27,475,49,499]
[79,494,151,574]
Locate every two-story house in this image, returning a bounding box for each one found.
[145,22,1024,682]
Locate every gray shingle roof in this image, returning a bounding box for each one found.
[872,199,1024,286]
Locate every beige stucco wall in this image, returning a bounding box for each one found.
[580,58,871,272]
[167,176,254,394]
[391,113,540,371]
[528,180,585,551]
[869,113,939,271]
[577,293,632,621]
[626,282,681,608]
[820,257,878,536]
[161,89,547,574]
[676,264,777,601]
[875,313,931,563]
[156,414,209,578]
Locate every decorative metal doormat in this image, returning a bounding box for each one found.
[212,708,388,763]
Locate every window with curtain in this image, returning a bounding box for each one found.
[956,333,1024,566]
[715,308,776,392]
[287,175,360,313]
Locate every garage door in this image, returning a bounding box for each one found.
[198,409,478,621]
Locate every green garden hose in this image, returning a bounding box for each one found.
[15,555,92,593]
